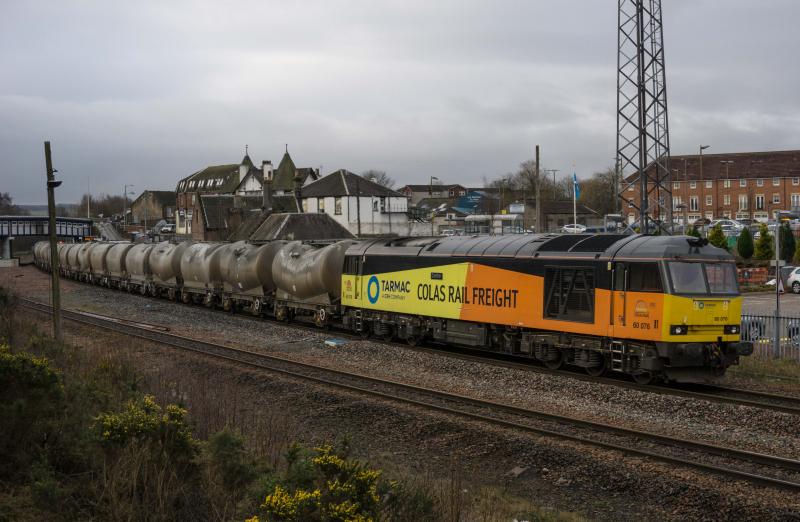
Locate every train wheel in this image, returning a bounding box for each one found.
[405,334,420,346]
[359,325,371,339]
[585,359,606,377]
[632,371,654,385]
[543,351,564,370]
[381,325,395,342]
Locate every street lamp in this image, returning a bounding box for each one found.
[123,184,135,227]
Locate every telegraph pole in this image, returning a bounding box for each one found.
[535,145,542,233]
[44,141,62,341]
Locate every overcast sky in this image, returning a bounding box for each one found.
[2,0,798,204]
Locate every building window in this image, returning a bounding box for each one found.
[380,197,387,213]
[705,195,712,206]
[757,178,764,187]
[705,180,712,189]
[738,195,748,211]
[756,195,765,210]
[673,181,680,190]
[334,197,342,215]
[793,178,800,186]
[724,194,731,205]
[722,211,731,218]
[740,179,747,187]
[690,181,696,189]
[627,185,634,191]
[672,196,682,210]
[318,198,325,213]
[372,199,379,212]
[773,193,780,204]
[191,194,196,205]
[773,177,780,186]
[628,199,634,208]
[792,194,800,208]
[689,196,698,211]
[723,179,731,188]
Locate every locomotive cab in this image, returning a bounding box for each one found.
[610,236,752,382]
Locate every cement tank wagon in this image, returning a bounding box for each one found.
[76,243,95,280]
[180,242,225,293]
[107,243,134,282]
[150,241,191,288]
[88,243,115,282]
[218,241,286,296]
[126,243,155,292]
[272,240,355,301]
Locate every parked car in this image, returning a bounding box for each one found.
[561,224,587,234]
[709,219,744,232]
[787,267,800,293]
[160,224,176,234]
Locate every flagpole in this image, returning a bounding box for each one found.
[572,171,578,227]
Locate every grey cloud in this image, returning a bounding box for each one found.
[1,0,798,204]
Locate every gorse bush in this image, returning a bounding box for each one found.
[250,444,389,522]
[0,344,64,479]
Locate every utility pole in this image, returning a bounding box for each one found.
[44,141,62,341]
[355,175,362,237]
[535,145,541,234]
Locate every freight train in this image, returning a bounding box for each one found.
[33,233,753,384]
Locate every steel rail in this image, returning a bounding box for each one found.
[18,297,800,492]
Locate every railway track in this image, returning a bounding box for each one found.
[17,270,800,416]
[19,297,800,492]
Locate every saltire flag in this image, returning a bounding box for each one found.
[573,172,580,199]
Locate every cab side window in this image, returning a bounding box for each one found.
[627,263,663,292]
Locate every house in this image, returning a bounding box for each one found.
[175,150,317,240]
[625,149,800,224]
[398,183,467,205]
[129,190,175,228]
[300,169,409,237]
[519,200,602,232]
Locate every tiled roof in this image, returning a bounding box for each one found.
[629,149,800,183]
[302,169,404,198]
[249,213,355,241]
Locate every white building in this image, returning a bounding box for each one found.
[300,170,409,237]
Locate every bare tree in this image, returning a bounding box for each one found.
[0,193,28,215]
[360,170,395,189]
[577,167,617,216]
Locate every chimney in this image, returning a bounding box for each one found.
[294,169,303,204]
[262,160,273,212]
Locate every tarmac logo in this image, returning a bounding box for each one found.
[367,275,380,304]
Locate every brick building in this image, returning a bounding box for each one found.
[624,150,800,224]
[129,190,175,228]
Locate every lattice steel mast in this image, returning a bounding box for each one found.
[617,0,671,234]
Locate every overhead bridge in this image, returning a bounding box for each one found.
[0,215,93,259]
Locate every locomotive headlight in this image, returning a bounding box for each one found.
[670,325,688,335]
[724,325,740,335]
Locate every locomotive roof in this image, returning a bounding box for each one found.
[346,234,733,261]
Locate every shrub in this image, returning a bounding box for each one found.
[708,224,728,250]
[754,223,774,260]
[687,225,702,238]
[737,226,754,260]
[251,444,434,522]
[0,345,64,479]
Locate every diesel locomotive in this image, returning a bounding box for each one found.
[33,232,753,383]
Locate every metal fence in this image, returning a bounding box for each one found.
[741,314,800,361]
